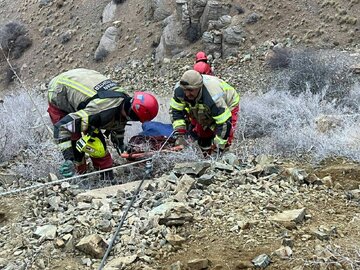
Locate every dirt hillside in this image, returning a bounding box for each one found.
[0,0,359,91]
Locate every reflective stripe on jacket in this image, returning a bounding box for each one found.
[47,68,128,142]
[170,75,240,144]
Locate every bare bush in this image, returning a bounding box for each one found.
[274,49,357,105]
[265,47,292,70]
[153,146,203,173]
[242,49,360,162]
[0,92,62,180]
[0,21,32,59]
[4,66,19,84]
[235,85,360,162]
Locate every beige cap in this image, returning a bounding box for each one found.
[180,70,203,89]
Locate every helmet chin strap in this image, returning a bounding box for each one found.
[122,97,133,121]
[122,97,140,121]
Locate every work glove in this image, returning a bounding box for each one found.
[110,132,127,154]
[175,135,188,146]
[173,129,188,146]
[59,160,75,178]
[213,135,227,151]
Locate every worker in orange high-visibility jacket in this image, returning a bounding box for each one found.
[47,68,159,179]
[170,70,240,155]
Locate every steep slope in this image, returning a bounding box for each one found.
[0,0,359,92]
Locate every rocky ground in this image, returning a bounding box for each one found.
[0,0,360,269]
[0,155,360,270]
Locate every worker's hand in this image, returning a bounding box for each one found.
[175,135,188,146]
[59,160,75,178]
[173,129,189,146]
[117,143,128,153]
[110,132,126,153]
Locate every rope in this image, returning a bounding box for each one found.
[97,132,175,269]
[0,158,152,197]
[97,167,149,270]
[0,131,176,197]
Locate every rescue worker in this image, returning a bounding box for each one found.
[47,68,159,179]
[193,51,214,75]
[170,70,240,155]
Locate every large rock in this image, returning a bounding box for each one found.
[200,0,230,31]
[187,258,209,269]
[76,180,150,200]
[149,202,193,226]
[102,1,117,23]
[208,14,232,30]
[173,162,211,176]
[155,15,190,62]
[76,234,108,259]
[94,26,119,61]
[190,0,207,19]
[269,208,306,224]
[222,25,245,57]
[175,174,196,194]
[175,0,186,16]
[203,31,222,54]
[153,0,174,21]
[34,224,57,240]
[104,255,137,270]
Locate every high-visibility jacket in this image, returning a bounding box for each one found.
[170,75,240,148]
[48,68,128,152]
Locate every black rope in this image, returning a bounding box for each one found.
[98,160,152,269]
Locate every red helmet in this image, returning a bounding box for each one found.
[195,51,208,62]
[193,62,213,75]
[131,92,159,123]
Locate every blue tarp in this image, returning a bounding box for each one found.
[139,121,174,137]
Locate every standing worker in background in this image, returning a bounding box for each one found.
[170,70,239,155]
[47,68,159,179]
[193,51,214,75]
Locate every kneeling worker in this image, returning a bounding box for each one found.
[47,68,159,179]
[170,70,239,154]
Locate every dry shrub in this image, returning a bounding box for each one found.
[277,49,357,105]
[235,84,360,162]
[0,92,62,180]
[152,146,203,175]
[265,47,292,70]
[4,66,19,84]
[0,21,32,59]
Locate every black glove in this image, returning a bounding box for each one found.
[110,132,126,154]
